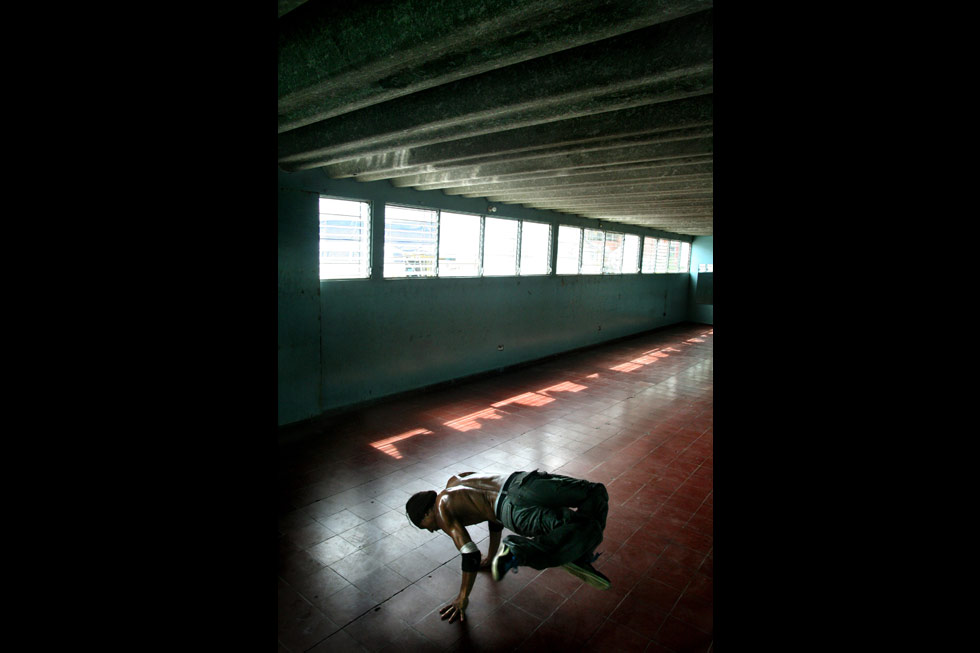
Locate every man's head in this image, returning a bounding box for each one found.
[406,490,438,531]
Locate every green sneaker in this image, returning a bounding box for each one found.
[492,542,519,581]
[561,553,611,590]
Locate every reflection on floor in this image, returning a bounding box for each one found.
[279,322,713,652]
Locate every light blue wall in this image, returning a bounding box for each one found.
[278,188,322,425]
[688,235,713,325]
[278,167,695,426]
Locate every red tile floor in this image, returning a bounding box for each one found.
[278,323,713,652]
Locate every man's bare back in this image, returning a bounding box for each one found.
[437,471,506,527]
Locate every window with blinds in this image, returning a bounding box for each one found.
[602,232,625,274]
[666,240,681,272]
[350,200,692,280]
[640,238,691,273]
[581,228,605,274]
[561,226,653,275]
[654,239,670,273]
[641,236,658,273]
[383,205,438,277]
[319,197,371,280]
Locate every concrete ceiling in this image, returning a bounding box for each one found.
[278,0,713,236]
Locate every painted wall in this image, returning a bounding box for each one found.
[278,167,693,426]
[688,235,713,325]
[278,188,322,425]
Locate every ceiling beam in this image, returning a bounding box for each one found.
[320,95,713,180]
[345,126,712,183]
[435,158,713,193]
[522,193,714,208]
[279,0,714,132]
[384,138,712,190]
[450,171,713,197]
[278,10,713,168]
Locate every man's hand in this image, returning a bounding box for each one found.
[479,555,493,570]
[439,596,468,624]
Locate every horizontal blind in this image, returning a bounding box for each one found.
[666,240,681,272]
[581,228,604,274]
[641,236,658,273]
[319,198,371,279]
[384,205,438,277]
[602,232,625,274]
[654,238,669,273]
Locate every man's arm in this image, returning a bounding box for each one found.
[439,520,478,624]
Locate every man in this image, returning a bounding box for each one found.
[405,470,610,624]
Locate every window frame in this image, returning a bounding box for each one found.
[318,195,372,281]
[622,234,641,274]
[654,239,670,273]
[556,224,583,275]
[343,201,692,281]
[382,203,440,279]
[666,240,681,273]
[437,210,484,278]
[482,215,521,277]
[559,224,654,276]
[641,236,658,274]
[518,219,552,276]
[638,236,693,274]
[580,228,605,275]
[601,231,626,275]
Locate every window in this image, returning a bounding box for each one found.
[581,228,604,274]
[556,225,581,274]
[369,203,687,280]
[641,236,658,273]
[438,211,481,277]
[382,205,563,278]
[654,239,669,273]
[319,197,371,280]
[384,205,438,277]
[602,232,625,274]
[563,226,649,275]
[623,234,640,274]
[519,221,551,275]
[666,240,681,272]
[698,263,714,273]
[483,217,519,276]
[640,237,690,273]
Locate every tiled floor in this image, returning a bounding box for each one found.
[278,322,713,652]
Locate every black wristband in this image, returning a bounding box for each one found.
[460,551,481,572]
